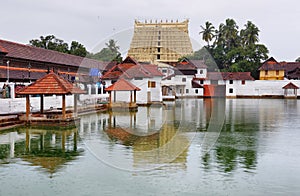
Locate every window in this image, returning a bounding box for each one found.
[158,41,160,46]
[186,89,189,94]
[241,80,245,85]
[200,80,204,84]
[162,69,167,73]
[229,80,233,84]
[158,36,161,40]
[157,48,160,53]
[229,88,233,94]
[148,81,156,88]
[157,54,160,60]
[182,78,186,82]
[276,70,279,75]
[200,70,204,74]
[195,89,198,94]
[265,70,268,75]
[134,77,143,80]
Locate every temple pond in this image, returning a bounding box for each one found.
[1,99,300,195]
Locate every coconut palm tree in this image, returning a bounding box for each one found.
[222,19,239,49]
[199,21,215,47]
[105,39,120,53]
[240,21,259,46]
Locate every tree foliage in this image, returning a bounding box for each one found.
[29,35,87,57]
[194,19,269,78]
[296,57,300,62]
[69,41,87,57]
[87,39,122,63]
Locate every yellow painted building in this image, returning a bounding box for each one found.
[258,57,285,80]
[128,19,193,63]
[259,70,285,80]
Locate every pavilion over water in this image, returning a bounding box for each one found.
[16,71,86,125]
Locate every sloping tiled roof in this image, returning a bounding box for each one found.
[0,65,80,80]
[0,45,8,53]
[175,59,208,70]
[102,56,163,80]
[282,62,300,73]
[105,78,141,91]
[207,72,254,81]
[17,72,86,95]
[188,60,208,69]
[0,39,105,69]
[174,62,196,70]
[282,82,299,89]
[258,57,284,71]
[222,72,255,80]
[286,67,300,79]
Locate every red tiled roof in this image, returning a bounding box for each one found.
[0,45,8,53]
[174,62,196,70]
[102,56,163,80]
[104,61,118,71]
[17,71,86,95]
[188,60,208,69]
[282,82,299,89]
[105,78,141,91]
[207,72,254,81]
[175,59,208,70]
[282,62,300,73]
[0,39,105,69]
[258,57,284,71]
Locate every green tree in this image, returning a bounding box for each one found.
[240,21,259,46]
[105,39,120,53]
[187,19,269,78]
[296,57,300,62]
[221,19,240,50]
[30,35,69,53]
[88,39,122,62]
[199,22,215,47]
[29,35,88,57]
[69,41,87,57]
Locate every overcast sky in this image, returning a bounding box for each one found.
[1,0,299,61]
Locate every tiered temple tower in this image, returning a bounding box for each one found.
[128,19,193,63]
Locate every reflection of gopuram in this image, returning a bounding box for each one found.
[0,127,82,175]
[105,104,189,169]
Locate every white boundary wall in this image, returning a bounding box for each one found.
[232,80,300,97]
[0,94,109,115]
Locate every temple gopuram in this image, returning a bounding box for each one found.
[128,19,193,63]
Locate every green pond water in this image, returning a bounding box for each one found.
[0,99,300,196]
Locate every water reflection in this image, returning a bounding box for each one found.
[0,126,83,175]
[1,99,295,174]
[80,103,195,171]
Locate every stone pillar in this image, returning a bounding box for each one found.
[100,84,103,94]
[62,94,66,120]
[94,84,98,95]
[87,84,92,95]
[26,95,30,122]
[9,83,15,99]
